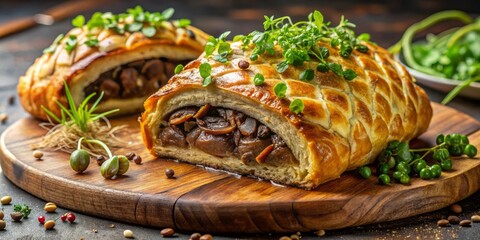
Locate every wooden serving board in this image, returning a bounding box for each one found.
[1,102,479,233]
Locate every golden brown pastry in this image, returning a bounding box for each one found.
[18,7,208,121]
[140,12,432,189]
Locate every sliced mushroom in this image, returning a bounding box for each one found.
[99,79,120,99]
[257,125,271,139]
[193,103,211,119]
[193,131,234,157]
[255,144,274,164]
[159,125,187,148]
[169,107,197,125]
[238,117,257,136]
[197,116,236,135]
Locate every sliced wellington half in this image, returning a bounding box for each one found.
[18,7,208,121]
[140,14,432,189]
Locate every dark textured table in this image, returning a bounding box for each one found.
[1,0,479,239]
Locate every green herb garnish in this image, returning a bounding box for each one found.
[65,35,78,54]
[42,82,119,132]
[43,34,64,53]
[174,64,184,74]
[253,73,265,86]
[289,99,304,114]
[274,82,287,98]
[13,204,32,218]
[199,63,213,86]
[299,69,315,81]
[72,15,85,28]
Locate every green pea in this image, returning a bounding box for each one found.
[387,157,396,169]
[460,135,469,145]
[396,161,411,175]
[378,174,391,185]
[433,148,449,161]
[464,144,477,158]
[396,142,412,162]
[358,166,371,179]
[441,159,453,171]
[400,174,410,185]
[70,149,90,173]
[449,145,463,156]
[419,168,432,180]
[450,133,461,144]
[414,159,427,173]
[430,164,442,178]
[387,140,400,150]
[392,171,404,181]
[436,134,445,145]
[378,163,389,175]
[379,150,392,162]
[101,156,119,179]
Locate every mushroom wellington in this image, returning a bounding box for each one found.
[18,6,208,121]
[140,11,432,189]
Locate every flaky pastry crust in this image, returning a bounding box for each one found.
[141,41,432,189]
[18,22,208,121]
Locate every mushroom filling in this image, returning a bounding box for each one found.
[84,58,190,101]
[158,104,298,166]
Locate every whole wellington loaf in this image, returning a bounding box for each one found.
[18,8,208,121]
[141,25,432,189]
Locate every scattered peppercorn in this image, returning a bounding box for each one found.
[44,220,55,230]
[0,113,7,124]
[437,219,449,227]
[124,229,134,238]
[460,219,472,227]
[199,234,213,240]
[0,211,4,220]
[0,220,6,230]
[471,215,480,222]
[97,156,106,166]
[133,155,142,165]
[165,168,175,178]
[66,212,76,223]
[448,215,460,224]
[33,150,44,159]
[7,95,15,105]
[161,227,175,237]
[450,204,462,214]
[44,202,57,213]
[1,196,12,205]
[238,60,250,69]
[190,232,202,240]
[38,215,46,224]
[125,152,136,160]
[10,212,23,222]
[314,229,326,237]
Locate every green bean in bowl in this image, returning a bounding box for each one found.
[390,10,480,104]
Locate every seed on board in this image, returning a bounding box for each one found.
[471,215,480,222]
[110,224,116,228]
[279,236,292,240]
[199,234,213,240]
[133,155,142,165]
[124,229,134,238]
[11,212,23,222]
[448,215,460,224]
[44,203,57,213]
[33,150,44,159]
[0,220,6,230]
[190,233,202,240]
[165,168,175,178]
[450,204,462,214]
[44,220,55,230]
[7,95,15,105]
[93,229,98,233]
[97,156,106,166]
[437,219,450,227]
[1,196,12,205]
[160,227,175,237]
[0,113,7,124]
[314,229,326,237]
[290,234,300,240]
[238,60,250,69]
[460,220,472,227]
[125,152,136,160]
[0,211,4,220]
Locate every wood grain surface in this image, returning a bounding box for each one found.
[0,102,479,233]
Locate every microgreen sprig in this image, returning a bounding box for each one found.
[13,204,32,218]
[41,82,119,133]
